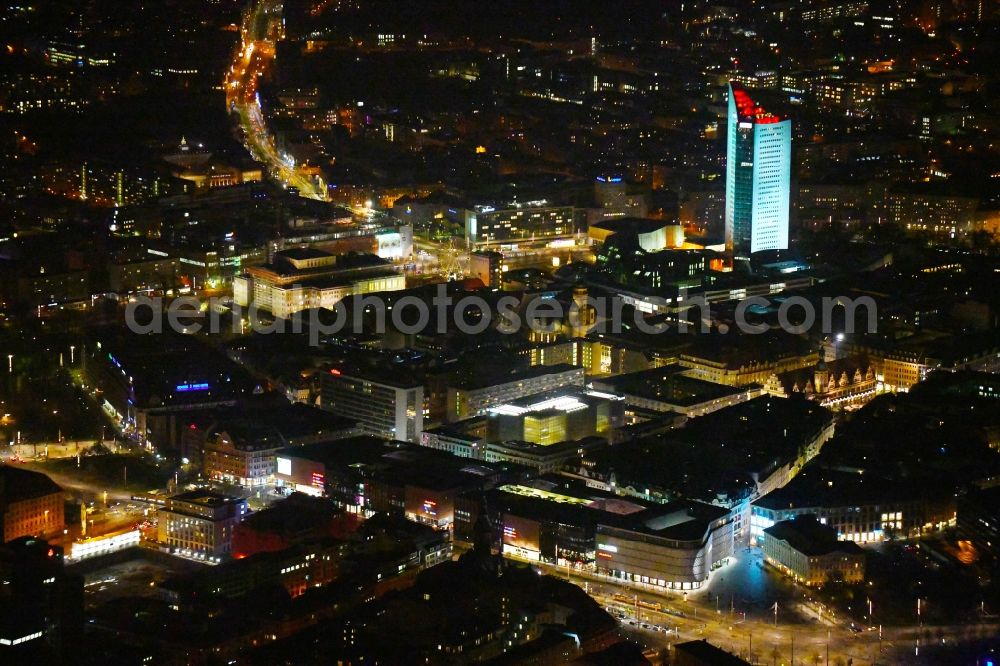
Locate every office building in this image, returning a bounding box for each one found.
[678,332,818,387]
[202,424,288,488]
[447,364,585,422]
[590,365,761,418]
[161,540,345,602]
[488,388,625,445]
[0,467,64,543]
[274,436,402,505]
[320,366,424,442]
[231,493,357,558]
[469,250,503,288]
[751,467,955,545]
[493,480,648,565]
[234,248,405,319]
[462,202,577,248]
[157,491,248,560]
[762,515,865,586]
[725,82,791,258]
[887,191,979,241]
[420,414,611,474]
[480,438,608,474]
[588,175,648,226]
[0,538,82,660]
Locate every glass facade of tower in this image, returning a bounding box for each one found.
[725,83,791,257]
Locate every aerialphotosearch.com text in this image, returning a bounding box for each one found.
[125,284,878,346]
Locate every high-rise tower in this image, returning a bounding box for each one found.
[725,82,791,258]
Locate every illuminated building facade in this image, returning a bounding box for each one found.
[487,388,625,445]
[68,529,141,561]
[447,364,585,422]
[764,353,879,409]
[762,515,865,586]
[157,490,248,560]
[0,467,64,543]
[462,203,577,248]
[203,426,287,488]
[886,192,978,241]
[751,468,956,545]
[234,248,404,319]
[594,500,735,591]
[725,82,791,258]
[320,367,424,442]
[495,482,649,566]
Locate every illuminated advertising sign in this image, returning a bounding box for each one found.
[501,515,540,555]
[277,457,292,476]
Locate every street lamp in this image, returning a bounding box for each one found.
[70,345,76,364]
[7,354,12,373]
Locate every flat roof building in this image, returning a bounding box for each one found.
[673,639,751,666]
[447,363,585,422]
[234,249,404,319]
[157,490,248,560]
[488,387,625,445]
[590,364,761,417]
[274,437,529,527]
[320,365,424,442]
[0,466,64,544]
[595,500,735,591]
[752,467,954,545]
[762,514,865,586]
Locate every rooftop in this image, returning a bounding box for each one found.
[591,364,748,407]
[277,436,400,469]
[240,493,341,534]
[278,247,334,261]
[167,490,243,508]
[590,217,674,235]
[754,467,921,512]
[583,396,833,503]
[0,465,63,502]
[730,81,782,125]
[256,251,391,278]
[450,363,582,391]
[673,639,751,665]
[599,499,731,543]
[764,515,864,557]
[488,387,623,417]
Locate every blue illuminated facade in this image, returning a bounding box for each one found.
[725,82,791,258]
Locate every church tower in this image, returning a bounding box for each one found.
[813,343,830,393]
